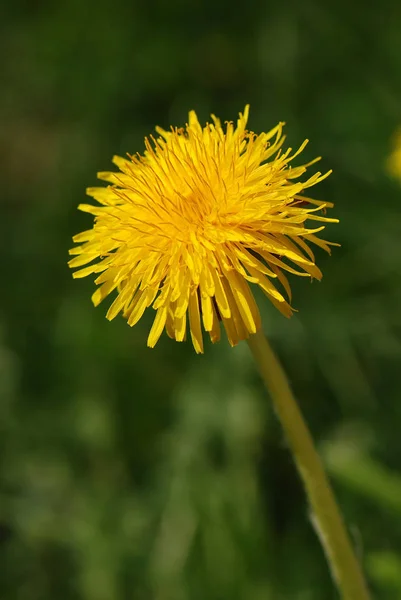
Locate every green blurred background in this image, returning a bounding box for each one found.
[2,0,401,598]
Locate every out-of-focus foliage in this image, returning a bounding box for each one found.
[1,0,401,598]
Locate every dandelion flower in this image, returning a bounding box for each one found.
[69,106,337,353]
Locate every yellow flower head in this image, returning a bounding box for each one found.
[69,106,337,353]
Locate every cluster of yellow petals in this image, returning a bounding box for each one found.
[69,106,337,353]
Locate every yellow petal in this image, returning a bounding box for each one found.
[188,291,204,353]
[147,306,168,347]
[224,270,261,334]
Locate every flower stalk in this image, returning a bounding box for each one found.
[247,329,370,600]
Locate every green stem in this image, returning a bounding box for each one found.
[247,329,370,600]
